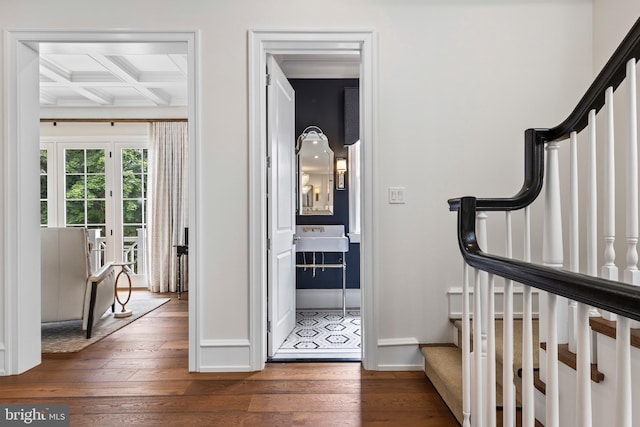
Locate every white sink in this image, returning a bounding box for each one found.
[295,225,349,252]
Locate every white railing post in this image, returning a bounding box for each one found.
[522,206,535,427]
[568,131,579,353]
[473,267,485,427]
[137,227,146,275]
[503,211,515,427]
[576,302,593,427]
[462,262,471,427]
[624,58,640,287]
[86,228,101,271]
[603,87,619,284]
[615,316,632,427]
[476,211,489,427]
[543,140,563,427]
[487,273,496,427]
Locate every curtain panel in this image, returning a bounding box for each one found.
[147,122,189,293]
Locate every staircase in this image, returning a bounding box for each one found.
[443,15,640,427]
[422,319,539,425]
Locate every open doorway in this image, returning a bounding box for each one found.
[270,72,362,361]
[4,31,199,375]
[248,30,378,370]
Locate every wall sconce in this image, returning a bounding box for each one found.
[314,186,320,201]
[336,158,347,190]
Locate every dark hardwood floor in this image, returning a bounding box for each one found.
[0,291,459,426]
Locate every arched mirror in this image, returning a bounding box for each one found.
[296,126,334,215]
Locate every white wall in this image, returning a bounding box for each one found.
[1,0,594,371]
[593,0,640,72]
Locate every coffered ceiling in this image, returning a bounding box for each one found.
[37,43,360,109]
[38,42,188,108]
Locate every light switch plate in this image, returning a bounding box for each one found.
[388,187,405,204]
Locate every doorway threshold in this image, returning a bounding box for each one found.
[270,309,361,361]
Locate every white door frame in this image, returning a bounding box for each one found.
[248,30,379,370]
[4,30,201,375]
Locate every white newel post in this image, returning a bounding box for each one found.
[522,206,535,427]
[543,140,563,427]
[503,211,515,427]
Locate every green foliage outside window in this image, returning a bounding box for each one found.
[65,149,106,227]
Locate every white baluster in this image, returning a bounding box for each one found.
[476,212,489,427]
[462,262,471,427]
[474,268,485,427]
[576,302,592,427]
[544,140,562,427]
[587,111,602,326]
[137,228,146,276]
[603,87,618,282]
[487,273,496,427]
[587,111,597,278]
[503,212,515,427]
[568,131,579,353]
[522,206,535,427]
[603,87,619,324]
[625,58,640,286]
[615,316,632,427]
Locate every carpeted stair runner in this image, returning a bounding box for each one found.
[422,319,539,425]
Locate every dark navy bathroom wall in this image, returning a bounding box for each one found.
[291,78,360,290]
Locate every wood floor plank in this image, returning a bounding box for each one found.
[0,293,460,426]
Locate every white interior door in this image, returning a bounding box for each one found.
[267,55,296,357]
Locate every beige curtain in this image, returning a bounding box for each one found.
[147,122,189,293]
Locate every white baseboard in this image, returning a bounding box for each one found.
[376,337,423,371]
[197,339,253,372]
[296,289,361,309]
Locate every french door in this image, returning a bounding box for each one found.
[40,141,148,285]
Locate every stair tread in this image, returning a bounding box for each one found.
[452,318,540,369]
[421,346,464,424]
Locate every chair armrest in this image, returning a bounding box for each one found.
[89,262,114,283]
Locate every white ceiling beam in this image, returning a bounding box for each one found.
[90,54,169,105]
[38,42,187,55]
[39,92,58,105]
[40,57,113,104]
[168,54,188,75]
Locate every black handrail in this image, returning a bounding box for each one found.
[457,198,640,322]
[449,16,640,321]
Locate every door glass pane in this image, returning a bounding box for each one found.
[121,148,148,273]
[64,149,106,233]
[87,175,106,198]
[65,149,84,173]
[66,200,85,225]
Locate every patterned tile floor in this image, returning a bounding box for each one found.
[272,309,361,360]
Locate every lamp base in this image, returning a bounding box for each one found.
[114,309,132,318]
